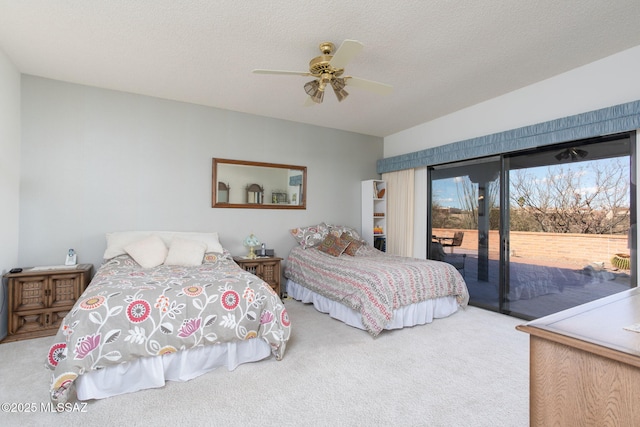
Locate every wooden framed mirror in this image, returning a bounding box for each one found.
[212,158,306,209]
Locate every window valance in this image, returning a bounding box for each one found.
[377,100,640,174]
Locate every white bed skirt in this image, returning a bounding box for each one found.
[286,279,459,331]
[76,339,272,400]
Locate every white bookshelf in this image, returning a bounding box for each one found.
[361,179,386,251]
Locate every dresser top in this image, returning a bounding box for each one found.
[518,287,640,360]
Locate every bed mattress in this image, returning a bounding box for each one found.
[286,279,460,331]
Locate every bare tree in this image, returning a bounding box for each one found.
[456,176,478,229]
[510,158,629,234]
[455,176,500,229]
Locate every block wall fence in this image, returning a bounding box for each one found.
[432,228,629,267]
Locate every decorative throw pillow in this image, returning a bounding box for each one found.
[290,222,329,249]
[327,224,362,240]
[203,253,220,264]
[317,234,350,257]
[124,235,168,268]
[164,238,207,266]
[340,232,364,256]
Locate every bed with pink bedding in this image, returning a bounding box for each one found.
[284,223,468,336]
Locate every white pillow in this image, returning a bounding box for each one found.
[124,235,168,268]
[165,238,207,266]
[104,231,153,260]
[104,231,224,259]
[168,232,223,254]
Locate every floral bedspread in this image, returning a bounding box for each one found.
[46,252,290,403]
[284,245,468,336]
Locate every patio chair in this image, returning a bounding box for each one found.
[441,231,464,253]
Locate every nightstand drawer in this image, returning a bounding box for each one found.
[233,257,283,297]
[2,264,92,342]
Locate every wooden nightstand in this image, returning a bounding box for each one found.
[233,256,283,297]
[2,264,92,343]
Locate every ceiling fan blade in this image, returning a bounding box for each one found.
[329,40,364,69]
[252,69,311,76]
[345,76,393,95]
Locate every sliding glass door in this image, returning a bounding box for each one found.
[429,157,502,312]
[504,136,635,318]
[428,133,636,319]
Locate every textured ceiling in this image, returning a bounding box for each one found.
[1,1,639,138]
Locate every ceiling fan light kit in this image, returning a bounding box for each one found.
[253,40,392,104]
[304,80,324,103]
[330,78,349,102]
[555,147,588,162]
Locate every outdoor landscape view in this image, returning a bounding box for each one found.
[430,153,632,318]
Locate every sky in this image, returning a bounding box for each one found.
[432,156,630,210]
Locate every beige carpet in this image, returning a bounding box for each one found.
[0,300,529,426]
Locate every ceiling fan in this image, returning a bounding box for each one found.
[253,40,393,104]
[555,147,588,162]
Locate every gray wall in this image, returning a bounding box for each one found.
[19,76,382,270]
[0,49,21,276]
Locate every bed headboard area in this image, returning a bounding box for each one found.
[103,231,224,260]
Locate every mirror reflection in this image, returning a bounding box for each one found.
[217,182,230,203]
[212,158,306,209]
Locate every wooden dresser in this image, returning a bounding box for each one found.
[2,264,92,342]
[233,256,282,297]
[517,287,640,425]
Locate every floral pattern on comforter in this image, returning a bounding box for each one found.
[284,245,468,336]
[46,252,290,403]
